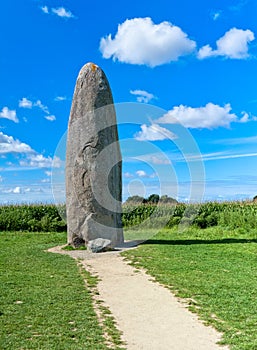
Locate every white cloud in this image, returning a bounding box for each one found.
[100,17,196,67]
[40,5,75,19]
[124,172,134,178]
[138,149,257,165]
[198,45,213,59]
[24,188,32,192]
[238,112,256,123]
[52,156,62,168]
[0,132,33,154]
[136,170,148,177]
[189,151,257,162]
[135,123,177,141]
[45,170,52,177]
[0,131,61,170]
[20,154,61,169]
[54,96,66,101]
[13,186,21,194]
[130,90,156,103]
[19,98,33,109]
[45,115,56,121]
[19,97,49,114]
[0,107,18,123]
[41,178,50,183]
[212,11,221,21]
[41,6,49,14]
[0,184,55,203]
[135,170,156,178]
[52,7,74,18]
[1,186,45,195]
[150,156,171,165]
[157,103,247,129]
[34,100,49,114]
[198,28,255,59]
[2,187,22,194]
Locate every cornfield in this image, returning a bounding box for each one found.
[0,201,256,232]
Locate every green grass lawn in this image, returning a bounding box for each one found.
[1,227,257,350]
[0,232,123,350]
[122,226,257,350]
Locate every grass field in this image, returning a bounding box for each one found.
[122,226,257,350]
[0,232,124,350]
[1,202,257,349]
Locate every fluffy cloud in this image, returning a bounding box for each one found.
[100,17,196,67]
[130,90,156,103]
[238,112,256,123]
[135,123,177,141]
[136,170,148,177]
[20,154,61,168]
[0,131,61,169]
[0,107,18,123]
[1,186,48,196]
[19,97,49,114]
[13,186,21,194]
[19,97,56,120]
[0,132,33,154]
[136,170,156,178]
[1,187,22,194]
[19,98,33,109]
[52,7,74,18]
[198,28,255,59]
[157,103,252,129]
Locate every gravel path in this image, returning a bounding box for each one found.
[48,245,229,350]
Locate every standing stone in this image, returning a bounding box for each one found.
[66,62,124,248]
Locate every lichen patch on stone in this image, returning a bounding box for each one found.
[91,63,97,72]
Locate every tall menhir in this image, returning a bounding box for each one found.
[66,62,124,247]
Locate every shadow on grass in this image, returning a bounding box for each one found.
[143,238,257,246]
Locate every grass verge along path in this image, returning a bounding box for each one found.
[122,227,257,350]
[0,232,123,349]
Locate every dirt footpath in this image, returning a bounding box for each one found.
[49,246,229,350]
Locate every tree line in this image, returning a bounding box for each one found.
[125,194,178,204]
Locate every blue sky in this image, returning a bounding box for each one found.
[0,0,257,203]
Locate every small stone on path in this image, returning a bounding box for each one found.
[88,238,113,253]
